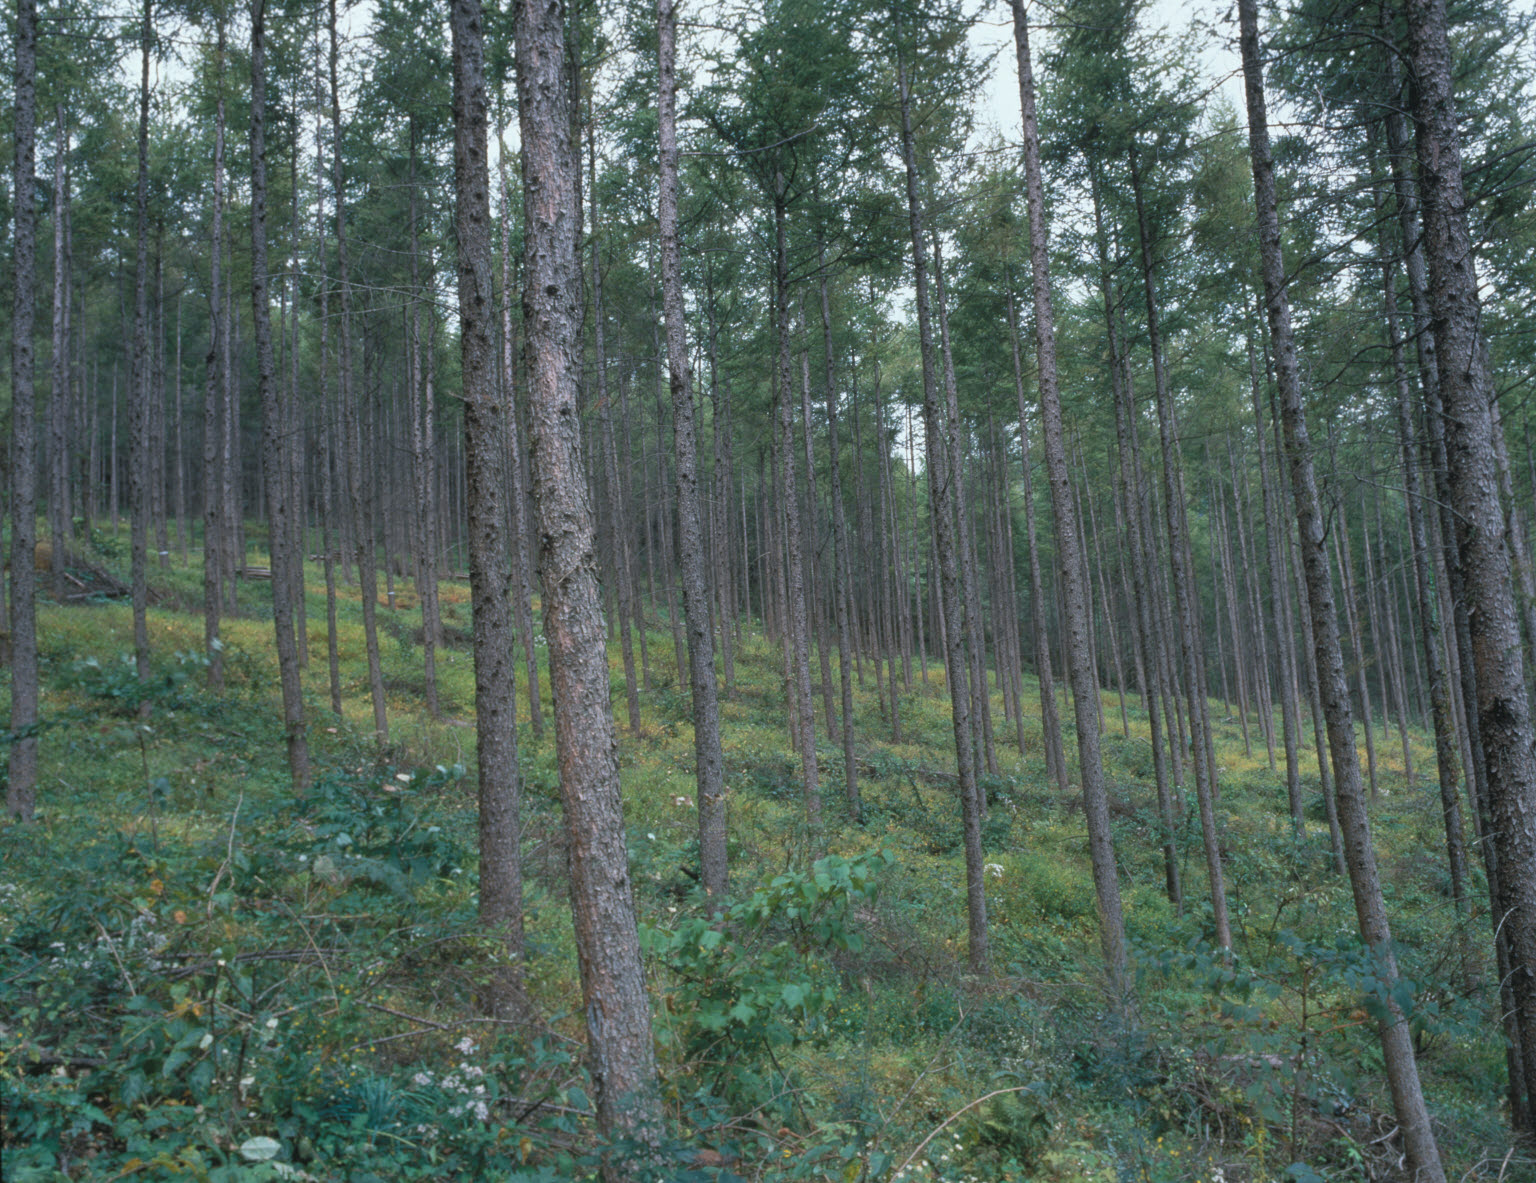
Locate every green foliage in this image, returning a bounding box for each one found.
[643,850,894,1113]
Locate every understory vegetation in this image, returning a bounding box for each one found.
[0,542,1526,1181]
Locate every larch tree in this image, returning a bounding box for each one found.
[8,0,40,821]
[514,0,665,1165]
[1012,0,1132,1008]
[1402,0,1536,1120]
[657,0,729,899]
[250,0,310,793]
[1238,0,1447,1172]
[451,0,524,1015]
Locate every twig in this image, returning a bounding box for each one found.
[892,1087,1034,1180]
[95,919,137,997]
[206,791,243,919]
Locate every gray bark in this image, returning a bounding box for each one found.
[658,0,729,899]
[251,0,310,791]
[1014,0,1130,1005]
[8,0,39,820]
[514,0,664,1161]
[1238,2,1446,1171]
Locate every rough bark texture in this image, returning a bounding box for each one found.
[1014,0,1130,1005]
[250,0,310,793]
[452,0,524,1012]
[515,0,664,1164]
[658,0,728,900]
[1239,2,1446,1173]
[1403,0,1536,1122]
[8,0,40,821]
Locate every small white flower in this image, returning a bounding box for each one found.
[985,862,1004,879]
[647,832,656,841]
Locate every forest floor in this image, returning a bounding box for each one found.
[1,534,1529,1181]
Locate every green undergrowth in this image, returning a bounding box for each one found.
[1,538,1528,1181]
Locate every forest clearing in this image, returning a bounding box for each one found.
[5,0,1536,1176]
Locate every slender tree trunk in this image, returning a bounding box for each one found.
[203,20,228,692]
[1014,0,1130,1006]
[504,141,545,741]
[7,0,40,820]
[251,0,309,791]
[1248,326,1303,836]
[1005,282,1067,794]
[1238,5,1446,1171]
[896,42,986,973]
[515,0,664,1161]
[130,0,152,698]
[330,0,386,743]
[658,0,728,899]
[818,260,860,820]
[49,110,70,597]
[452,0,525,1015]
[1129,140,1230,951]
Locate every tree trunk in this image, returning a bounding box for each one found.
[7,0,39,820]
[1403,0,1536,1123]
[1128,140,1231,952]
[330,0,386,744]
[1013,0,1130,1006]
[514,0,664,1161]
[452,0,525,1015]
[130,0,153,698]
[658,0,729,899]
[1238,4,1446,1171]
[250,0,310,792]
[896,42,987,973]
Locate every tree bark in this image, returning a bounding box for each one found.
[453,0,525,1015]
[1013,0,1131,1006]
[658,0,729,899]
[1238,3,1446,1171]
[251,0,310,792]
[896,41,987,973]
[1403,0,1536,1123]
[515,0,664,1161]
[8,0,40,820]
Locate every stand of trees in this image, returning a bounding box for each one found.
[6,0,1535,1161]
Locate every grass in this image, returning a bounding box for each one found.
[0,531,1528,1181]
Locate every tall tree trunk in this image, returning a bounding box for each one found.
[1238,4,1446,1171]
[330,0,386,743]
[1128,141,1231,951]
[1013,0,1130,1006]
[7,0,39,820]
[203,18,228,692]
[818,258,860,820]
[658,0,728,899]
[504,139,545,741]
[514,0,664,1162]
[130,0,153,698]
[49,110,70,598]
[1403,0,1536,1123]
[1379,219,1473,980]
[452,0,525,1015]
[772,193,822,830]
[1005,282,1068,794]
[1248,327,1303,835]
[896,42,986,973]
[251,0,310,792]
